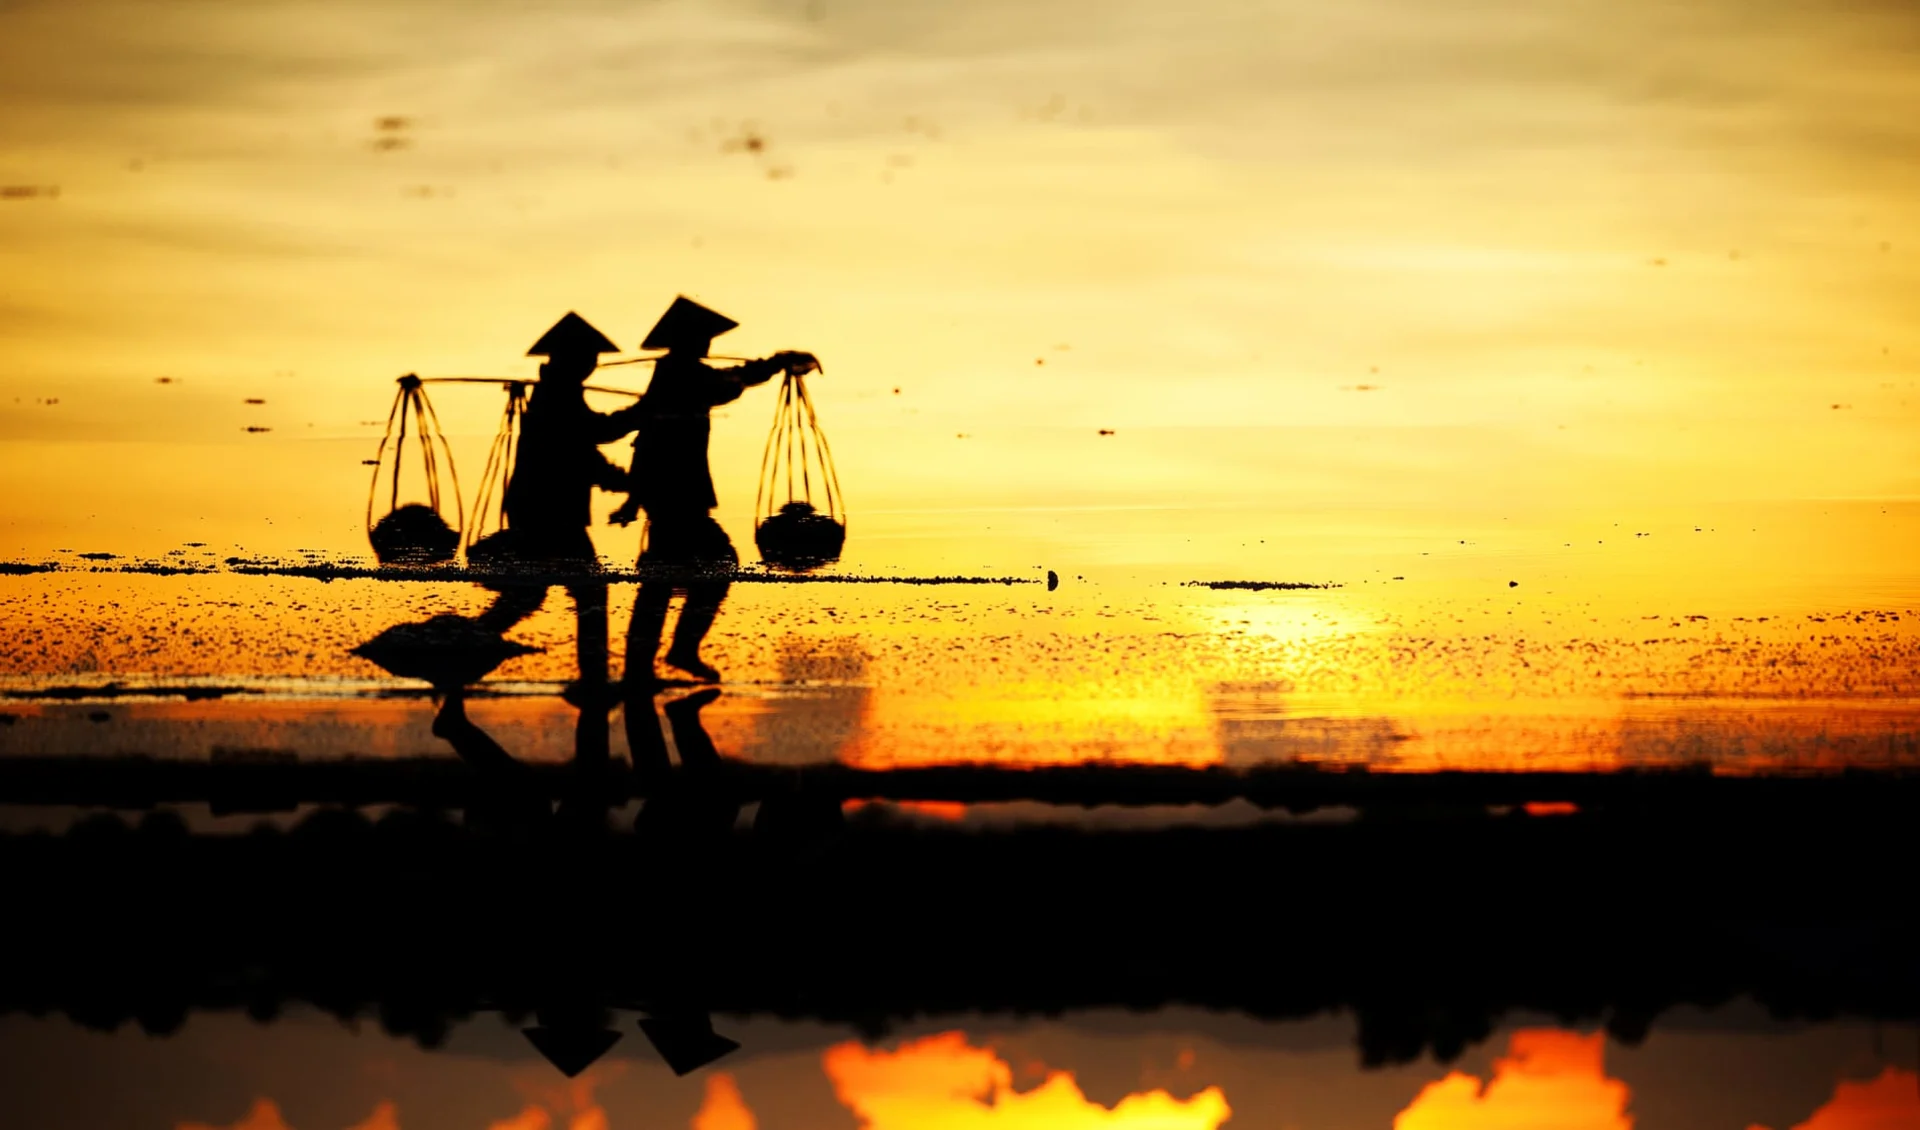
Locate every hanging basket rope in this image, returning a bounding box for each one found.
[463,380,529,560]
[365,374,464,565]
[753,369,846,571]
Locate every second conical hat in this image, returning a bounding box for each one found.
[642,296,739,350]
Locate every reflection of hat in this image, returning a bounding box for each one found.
[642,296,738,350]
[523,1026,623,1078]
[639,1014,740,1076]
[527,312,621,357]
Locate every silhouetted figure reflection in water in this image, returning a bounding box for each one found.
[611,296,818,685]
[473,312,639,695]
[352,615,536,751]
[353,589,619,830]
[351,614,552,830]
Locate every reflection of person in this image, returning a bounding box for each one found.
[614,296,817,685]
[477,312,639,684]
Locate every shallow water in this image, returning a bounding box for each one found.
[4,499,1917,771]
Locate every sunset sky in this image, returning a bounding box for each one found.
[5,7,1918,1119]
[2,0,1918,569]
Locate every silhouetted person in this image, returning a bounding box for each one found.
[476,312,639,689]
[611,296,817,685]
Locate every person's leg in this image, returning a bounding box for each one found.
[625,580,672,686]
[662,517,737,682]
[663,578,729,681]
[564,580,613,774]
[475,520,590,635]
[569,580,610,688]
[626,515,685,687]
[475,584,547,635]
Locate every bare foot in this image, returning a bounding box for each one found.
[662,650,720,683]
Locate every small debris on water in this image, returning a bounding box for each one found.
[245,426,272,433]
[243,398,265,405]
[1098,429,1114,436]
[1047,570,1059,591]
[1509,580,1519,587]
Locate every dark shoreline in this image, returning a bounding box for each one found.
[3,792,1915,1069]
[3,753,1917,813]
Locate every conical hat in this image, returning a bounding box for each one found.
[638,1015,741,1076]
[527,312,621,357]
[642,296,738,350]
[523,1026,624,1078]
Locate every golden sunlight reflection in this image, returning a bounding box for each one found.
[495,1062,621,1130]
[691,1072,759,1130]
[1392,1030,1630,1130]
[1753,1067,1920,1130]
[822,1030,1230,1129]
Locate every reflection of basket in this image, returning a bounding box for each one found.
[365,375,462,565]
[754,371,845,572]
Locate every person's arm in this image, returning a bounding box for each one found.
[592,451,629,491]
[705,351,820,405]
[589,401,642,443]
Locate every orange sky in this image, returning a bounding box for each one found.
[3,0,1919,572]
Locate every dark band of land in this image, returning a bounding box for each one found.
[1,753,1916,815]
[2,797,1914,1071]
